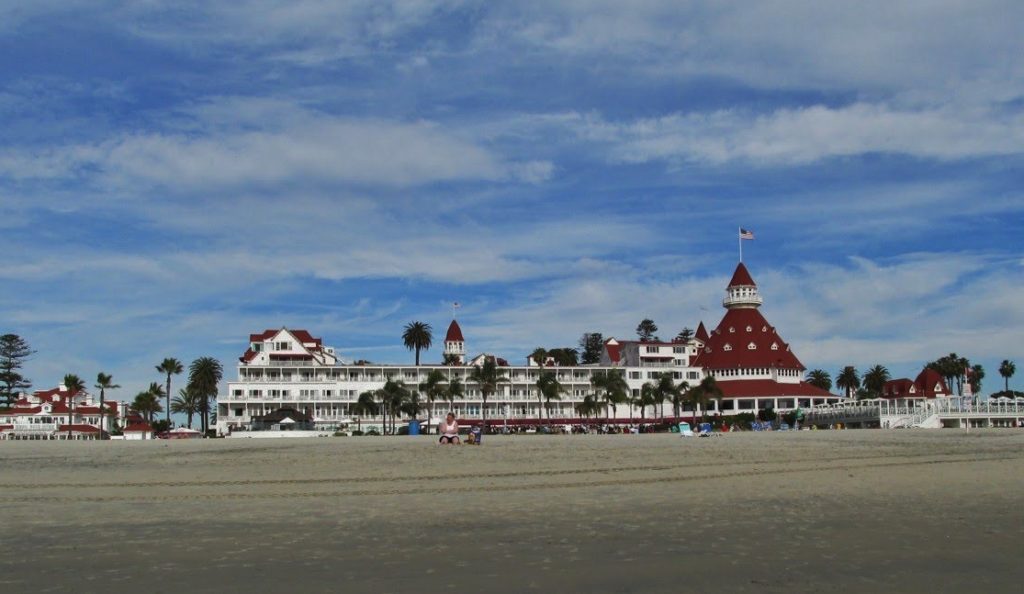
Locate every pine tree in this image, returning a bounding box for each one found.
[0,334,35,407]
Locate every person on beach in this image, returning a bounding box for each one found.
[438,412,460,444]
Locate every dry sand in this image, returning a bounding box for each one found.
[2,430,1023,593]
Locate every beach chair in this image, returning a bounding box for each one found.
[698,422,713,436]
[678,422,694,437]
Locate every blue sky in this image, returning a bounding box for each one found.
[2,1,1022,406]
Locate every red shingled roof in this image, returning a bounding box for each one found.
[604,340,621,363]
[883,369,951,399]
[249,329,278,342]
[727,262,757,288]
[716,380,833,398]
[57,424,102,433]
[445,320,464,342]
[289,329,322,346]
[692,308,804,371]
[124,423,153,433]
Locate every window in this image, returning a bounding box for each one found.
[629,371,641,379]
[723,344,732,351]
[233,389,243,396]
[745,326,752,332]
[771,343,779,351]
[687,371,699,380]
[748,342,756,350]
[645,346,659,353]
[728,327,735,333]
[673,346,684,353]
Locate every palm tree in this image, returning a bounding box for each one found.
[445,376,464,412]
[131,390,163,423]
[999,360,1016,393]
[862,365,890,398]
[467,357,508,433]
[379,379,410,434]
[575,394,601,421]
[836,366,860,399]
[687,376,723,423]
[655,373,681,419]
[188,357,223,436]
[156,358,183,425]
[94,372,120,438]
[419,369,448,420]
[402,322,433,366]
[969,364,985,395]
[537,371,566,427]
[63,374,86,439]
[636,383,657,420]
[529,347,548,369]
[602,370,626,421]
[530,347,548,421]
[170,386,202,429]
[807,369,832,392]
[654,373,686,418]
[353,390,380,433]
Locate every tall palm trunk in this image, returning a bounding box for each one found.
[98,389,105,438]
[165,375,172,425]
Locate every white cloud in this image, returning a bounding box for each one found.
[0,99,552,188]
[547,104,1024,166]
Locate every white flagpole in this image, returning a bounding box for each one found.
[738,227,743,262]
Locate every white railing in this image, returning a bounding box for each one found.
[13,423,58,432]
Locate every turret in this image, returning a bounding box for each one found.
[722,262,763,309]
[443,320,466,364]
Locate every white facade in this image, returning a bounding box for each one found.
[216,328,705,435]
[0,385,119,440]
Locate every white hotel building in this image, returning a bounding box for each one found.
[216,263,844,435]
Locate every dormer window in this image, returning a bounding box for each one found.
[748,342,756,350]
[723,343,732,351]
[771,343,779,351]
[762,326,768,332]
[728,327,735,333]
[745,326,752,332]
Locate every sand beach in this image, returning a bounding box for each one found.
[2,430,1023,593]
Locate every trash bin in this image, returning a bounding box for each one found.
[408,420,420,436]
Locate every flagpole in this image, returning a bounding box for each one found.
[738,227,742,262]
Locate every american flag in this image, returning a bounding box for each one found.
[453,302,461,308]
[739,228,755,240]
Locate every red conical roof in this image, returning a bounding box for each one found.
[445,320,464,342]
[727,262,757,288]
[695,321,709,342]
[690,308,805,371]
